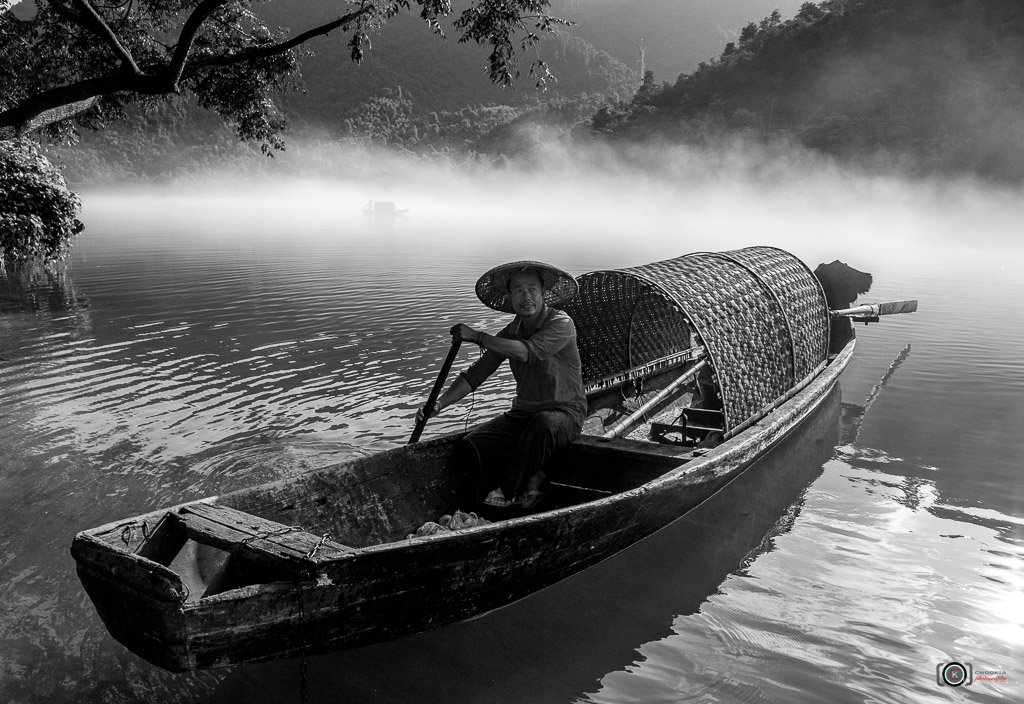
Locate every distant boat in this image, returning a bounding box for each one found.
[362,200,408,219]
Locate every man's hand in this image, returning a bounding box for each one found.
[450,323,482,345]
[415,401,440,425]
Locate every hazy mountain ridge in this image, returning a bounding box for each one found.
[550,0,807,80]
[273,9,640,122]
[42,0,1024,184]
[594,0,1024,180]
[262,0,808,115]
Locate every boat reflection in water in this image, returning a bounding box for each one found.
[210,384,843,704]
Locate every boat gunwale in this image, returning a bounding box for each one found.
[347,337,856,554]
[165,338,854,618]
[72,340,855,585]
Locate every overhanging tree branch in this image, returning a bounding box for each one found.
[69,0,143,73]
[190,6,372,70]
[166,0,232,89]
[44,0,87,28]
[0,2,376,131]
[1,72,172,133]
[0,0,563,137]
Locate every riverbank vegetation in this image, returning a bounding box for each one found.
[0,139,82,265]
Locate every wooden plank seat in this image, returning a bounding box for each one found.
[173,502,353,578]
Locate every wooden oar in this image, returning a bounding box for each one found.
[408,336,462,444]
[831,300,918,318]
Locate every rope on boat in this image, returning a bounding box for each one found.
[282,528,334,701]
[293,530,331,704]
[237,524,305,546]
[119,520,152,548]
[225,524,310,570]
[408,510,490,539]
[304,533,334,561]
[119,516,170,555]
[295,579,310,704]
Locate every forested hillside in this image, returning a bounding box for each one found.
[44,6,637,184]
[593,0,1024,180]
[41,0,1024,184]
[43,0,815,184]
[267,6,638,122]
[246,0,813,119]
[550,0,807,82]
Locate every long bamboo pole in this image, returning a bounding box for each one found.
[600,359,708,440]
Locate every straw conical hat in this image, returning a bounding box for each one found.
[474,260,578,313]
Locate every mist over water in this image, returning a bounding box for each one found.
[65,140,1024,513]
[2,140,1023,702]
[104,134,1023,267]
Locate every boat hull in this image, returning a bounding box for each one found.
[72,341,855,671]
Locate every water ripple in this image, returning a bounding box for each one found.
[2,193,1023,703]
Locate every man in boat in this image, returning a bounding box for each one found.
[417,261,587,509]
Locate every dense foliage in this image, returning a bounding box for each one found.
[593,0,1024,180]
[0,139,83,264]
[0,0,572,149]
[339,87,605,151]
[37,15,636,184]
[275,12,637,122]
[45,86,610,184]
[1,0,581,260]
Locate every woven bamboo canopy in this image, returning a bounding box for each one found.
[563,246,830,433]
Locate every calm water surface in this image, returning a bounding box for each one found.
[1,178,1022,703]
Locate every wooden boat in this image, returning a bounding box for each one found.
[71,247,916,671]
[362,200,408,218]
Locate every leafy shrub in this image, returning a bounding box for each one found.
[0,139,83,265]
